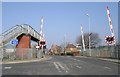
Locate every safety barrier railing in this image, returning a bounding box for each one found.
[0,24,40,46]
[1,48,43,62]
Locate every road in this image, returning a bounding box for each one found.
[2,56,119,75]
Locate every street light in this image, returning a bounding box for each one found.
[86,14,91,56]
[64,34,66,55]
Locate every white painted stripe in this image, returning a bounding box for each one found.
[104,67,111,69]
[108,17,111,22]
[74,59,77,60]
[107,10,110,14]
[76,66,82,69]
[74,59,79,61]
[66,56,71,57]
[64,64,70,71]
[53,62,61,72]
[73,58,86,64]
[57,62,68,73]
[4,67,12,69]
[57,62,64,69]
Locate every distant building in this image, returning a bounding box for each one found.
[50,44,62,55]
[65,44,80,56]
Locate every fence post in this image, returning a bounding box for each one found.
[30,49,34,59]
[22,49,23,60]
[9,52,10,61]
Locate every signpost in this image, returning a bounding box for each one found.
[39,40,46,55]
[10,39,18,59]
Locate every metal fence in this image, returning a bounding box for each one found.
[0,48,44,62]
[80,45,119,59]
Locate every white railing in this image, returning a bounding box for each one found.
[0,24,40,45]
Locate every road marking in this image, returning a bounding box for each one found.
[104,67,111,70]
[76,66,82,69]
[69,64,73,68]
[48,57,52,60]
[57,62,68,73]
[73,59,76,60]
[73,59,81,62]
[63,64,70,71]
[53,62,61,72]
[4,67,12,69]
[66,56,71,57]
[57,62,65,69]
[54,62,69,73]
[73,58,85,63]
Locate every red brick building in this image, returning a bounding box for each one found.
[16,34,31,58]
[50,44,61,55]
[65,44,80,56]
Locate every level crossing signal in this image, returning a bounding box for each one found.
[105,36,115,45]
[38,40,46,49]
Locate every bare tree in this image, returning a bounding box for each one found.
[60,42,69,49]
[76,32,101,48]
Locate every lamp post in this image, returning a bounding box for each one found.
[86,14,91,56]
[64,34,66,55]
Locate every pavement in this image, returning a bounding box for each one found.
[2,55,119,75]
[1,55,119,65]
[1,55,52,64]
[75,56,120,63]
[98,58,119,63]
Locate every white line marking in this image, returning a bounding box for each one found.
[76,66,82,69]
[4,67,12,69]
[73,58,85,63]
[53,62,61,72]
[66,56,71,57]
[64,64,70,71]
[74,59,81,62]
[74,59,77,60]
[57,62,65,70]
[57,62,68,73]
[104,67,111,69]
[69,64,73,68]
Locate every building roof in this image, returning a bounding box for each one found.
[66,44,76,48]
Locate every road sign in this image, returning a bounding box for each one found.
[105,36,115,45]
[11,39,18,45]
[39,40,46,46]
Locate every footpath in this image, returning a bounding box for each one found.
[98,58,120,63]
[75,56,120,63]
[1,56,52,64]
